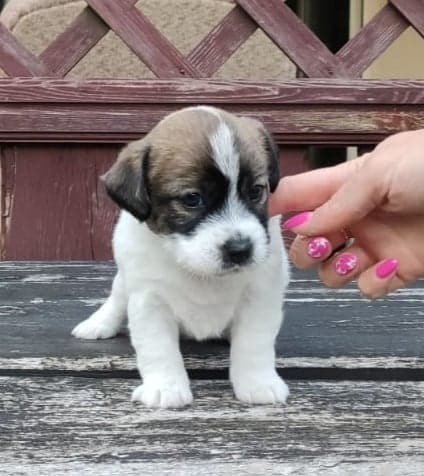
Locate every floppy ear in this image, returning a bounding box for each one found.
[260,128,280,193]
[102,140,152,221]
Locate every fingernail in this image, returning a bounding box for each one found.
[334,252,358,276]
[376,258,398,279]
[283,212,312,230]
[307,237,331,259]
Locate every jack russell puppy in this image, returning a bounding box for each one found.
[72,106,290,408]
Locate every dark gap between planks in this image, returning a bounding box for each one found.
[2,367,424,381]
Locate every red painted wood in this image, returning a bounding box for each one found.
[187,6,257,77]
[0,23,49,77]
[280,146,308,176]
[39,8,109,77]
[390,0,424,37]
[0,102,422,145]
[86,0,200,78]
[336,4,408,77]
[235,0,348,78]
[1,145,118,260]
[1,79,424,104]
[278,146,309,249]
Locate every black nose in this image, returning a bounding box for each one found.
[222,237,253,266]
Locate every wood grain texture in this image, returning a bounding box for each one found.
[0,23,48,77]
[0,103,422,144]
[1,146,118,260]
[86,0,200,78]
[236,0,347,78]
[336,3,409,77]
[39,7,109,77]
[1,263,423,378]
[187,6,257,77]
[390,0,424,37]
[2,377,424,473]
[1,79,424,104]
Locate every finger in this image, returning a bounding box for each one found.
[269,157,367,216]
[318,244,374,288]
[357,258,404,299]
[289,231,346,269]
[282,155,389,236]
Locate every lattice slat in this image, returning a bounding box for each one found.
[40,8,109,77]
[390,0,424,38]
[187,6,257,77]
[0,23,48,76]
[86,0,201,78]
[235,0,348,78]
[336,4,409,77]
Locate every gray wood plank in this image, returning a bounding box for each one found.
[1,377,424,474]
[1,262,423,371]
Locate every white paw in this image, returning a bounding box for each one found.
[131,378,193,409]
[231,371,289,405]
[72,315,121,340]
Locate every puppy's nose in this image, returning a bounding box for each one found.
[222,237,253,266]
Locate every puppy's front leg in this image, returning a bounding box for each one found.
[128,293,193,409]
[230,289,289,405]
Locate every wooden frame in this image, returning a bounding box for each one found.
[1,79,424,145]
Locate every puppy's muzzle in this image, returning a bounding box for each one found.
[222,236,253,267]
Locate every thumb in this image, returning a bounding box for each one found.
[287,159,386,236]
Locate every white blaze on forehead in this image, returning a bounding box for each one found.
[210,121,239,183]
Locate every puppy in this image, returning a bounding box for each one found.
[72,106,290,408]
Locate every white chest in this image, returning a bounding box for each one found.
[164,277,247,340]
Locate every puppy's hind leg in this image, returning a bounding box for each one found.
[72,272,127,340]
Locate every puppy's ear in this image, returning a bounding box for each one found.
[102,141,151,221]
[260,127,280,193]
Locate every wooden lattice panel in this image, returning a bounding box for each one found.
[0,0,423,79]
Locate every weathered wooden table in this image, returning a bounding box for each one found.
[1,262,423,475]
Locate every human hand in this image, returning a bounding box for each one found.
[269,129,424,298]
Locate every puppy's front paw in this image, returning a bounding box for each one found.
[231,371,289,405]
[131,379,193,409]
[72,315,120,340]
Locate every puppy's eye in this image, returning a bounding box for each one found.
[248,184,266,203]
[180,192,204,208]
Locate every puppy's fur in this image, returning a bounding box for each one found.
[72,106,290,408]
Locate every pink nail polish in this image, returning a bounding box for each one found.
[307,237,331,259]
[376,258,398,279]
[334,253,358,276]
[283,212,312,230]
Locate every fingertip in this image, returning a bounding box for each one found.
[268,177,292,216]
[358,258,400,299]
[282,211,312,231]
[375,258,399,279]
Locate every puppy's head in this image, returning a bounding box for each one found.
[103,106,280,276]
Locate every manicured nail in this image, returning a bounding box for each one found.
[307,237,331,259]
[283,212,312,230]
[376,258,398,279]
[334,252,358,276]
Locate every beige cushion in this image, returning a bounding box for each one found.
[1,0,296,79]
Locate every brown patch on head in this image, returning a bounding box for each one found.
[147,108,220,196]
